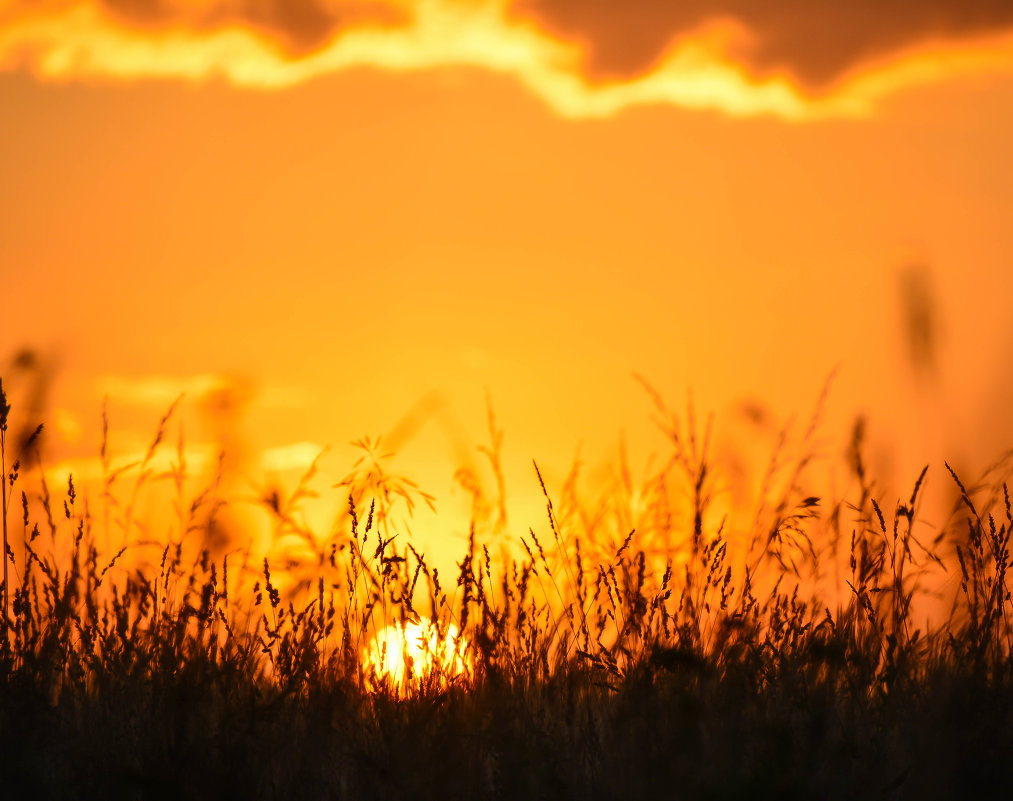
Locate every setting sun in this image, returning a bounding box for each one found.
[365,619,472,687]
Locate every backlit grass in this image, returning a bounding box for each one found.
[1,378,1011,800]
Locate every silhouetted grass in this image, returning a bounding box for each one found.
[1,378,1012,800]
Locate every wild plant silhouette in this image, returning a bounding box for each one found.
[1,378,1011,800]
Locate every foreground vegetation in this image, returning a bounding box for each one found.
[1,381,1012,800]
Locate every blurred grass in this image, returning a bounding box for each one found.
[1,377,1012,800]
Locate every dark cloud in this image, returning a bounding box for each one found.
[100,0,409,55]
[511,0,1013,87]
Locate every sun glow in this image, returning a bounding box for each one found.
[365,619,472,687]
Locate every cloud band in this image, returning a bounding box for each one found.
[2,0,1013,119]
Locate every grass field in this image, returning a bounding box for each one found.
[1,379,1011,800]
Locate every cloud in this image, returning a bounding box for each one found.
[2,0,1013,119]
[95,0,409,55]
[511,0,1013,88]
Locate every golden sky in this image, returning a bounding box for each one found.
[2,0,1012,570]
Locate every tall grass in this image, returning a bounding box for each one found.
[1,379,1012,800]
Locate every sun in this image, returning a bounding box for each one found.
[364,619,472,688]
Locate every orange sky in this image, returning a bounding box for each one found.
[2,0,1013,573]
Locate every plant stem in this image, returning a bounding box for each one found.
[2,424,7,626]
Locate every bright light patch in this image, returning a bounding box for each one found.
[53,407,82,444]
[365,619,471,687]
[95,373,229,407]
[42,443,213,485]
[260,442,326,472]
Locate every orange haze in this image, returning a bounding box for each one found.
[1,1,1012,578]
